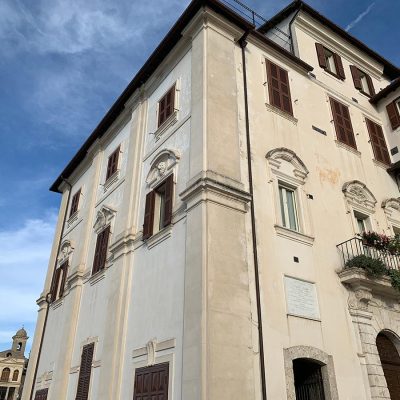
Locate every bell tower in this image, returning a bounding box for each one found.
[12,327,28,357]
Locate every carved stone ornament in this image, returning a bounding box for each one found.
[343,180,377,212]
[382,198,400,218]
[146,149,180,189]
[266,147,309,182]
[58,240,74,263]
[146,338,157,366]
[93,205,116,233]
[348,287,373,311]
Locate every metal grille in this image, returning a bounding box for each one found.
[294,359,325,400]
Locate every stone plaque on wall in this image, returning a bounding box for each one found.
[284,276,320,320]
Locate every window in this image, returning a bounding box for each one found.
[158,85,175,127]
[50,261,68,302]
[12,370,19,381]
[16,343,22,351]
[0,369,9,382]
[329,98,357,149]
[133,363,169,400]
[386,98,400,130]
[350,65,375,96]
[365,118,391,165]
[293,359,326,400]
[354,211,370,234]
[34,389,49,400]
[266,60,293,115]
[105,146,120,181]
[315,43,345,79]
[279,184,299,231]
[92,226,110,274]
[143,174,174,240]
[75,343,94,400]
[70,189,81,218]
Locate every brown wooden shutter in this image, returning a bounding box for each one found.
[158,86,175,127]
[315,43,326,68]
[350,65,362,90]
[58,261,69,298]
[75,343,94,400]
[365,118,391,165]
[387,101,400,130]
[266,60,293,115]
[70,189,81,217]
[92,226,110,274]
[50,267,62,302]
[163,174,174,227]
[143,191,155,240]
[365,74,375,96]
[106,147,120,181]
[133,363,169,400]
[34,389,48,400]
[334,53,345,80]
[330,98,357,149]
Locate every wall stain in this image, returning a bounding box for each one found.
[317,166,340,185]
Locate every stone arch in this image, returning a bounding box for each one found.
[284,346,338,400]
[266,147,309,182]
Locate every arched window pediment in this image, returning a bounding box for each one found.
[146,149,180,189]
[342,180,377,213]
[93,205,116,234]
[58,240,74,264]
[266,148,309,183]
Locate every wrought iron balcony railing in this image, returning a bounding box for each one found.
[337,237,400,271]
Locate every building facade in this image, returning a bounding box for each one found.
[23,0,400,399]
[0,329,28,400]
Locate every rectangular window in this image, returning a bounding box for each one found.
[365,118,391,165]
[105,146,120,181]
[34,389,48,400]
[354,211,370,234]
[329,98,357,149]
[350,65,375,96]
[158,85,175,127]
[315,43,345,80]
[386,99,400,130]
[143,175,174,240]
[70,189,81,218]
[279,185,299,231]
[75,343,94,400]
[92,226,110,274]
[133,363,169,400]
[50,261,69,302]
[266,60,293,115]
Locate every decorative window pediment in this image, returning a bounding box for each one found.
[382,198,400,218]
[266,147,309,184]
[93,205,116,234]
[146,149,180,189]
[343,180,377,213]
[58,240,74,264]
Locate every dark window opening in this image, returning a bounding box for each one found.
[50,261,69,302]
[329,97,357,149]
[70,189,81,217]
[34,388,48,400]
[92,226,110,275]
[0,368,10,382]
[158,85,175,127]
[350,65,375,97]
[105,146,120,181]
[315,43,345,80]
[133,362,169,400]
[293,359,326,400]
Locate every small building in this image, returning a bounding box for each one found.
[0,328,28,400]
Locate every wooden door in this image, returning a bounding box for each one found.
[133,362,169,400]
[377,333,400,400]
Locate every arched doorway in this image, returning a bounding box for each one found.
[293,358,326,400]
[377,332,400,400]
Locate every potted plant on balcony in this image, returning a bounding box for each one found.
[361,231,390,251]
[345,254,387,278]
[387,234,400,255]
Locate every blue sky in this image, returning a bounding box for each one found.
[0,0,398,354]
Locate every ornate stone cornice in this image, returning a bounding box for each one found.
[342,180,377,213]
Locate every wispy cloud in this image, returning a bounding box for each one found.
[0,213,57,352]
[345,2,376,31]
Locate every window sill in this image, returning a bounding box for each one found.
[145,225,172,250]
[88,269,106,286]
[50,298,64,310]
[103,171,120,193]
[373,159,389,170]
[334,140,361,157]
[274,225,314,246]
[154,110,178,141]
[67,211,79,228]
[265,103,298,125]
[322,69,344,82]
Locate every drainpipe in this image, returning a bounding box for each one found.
[29,176,72,400]
[238,31,267,400]
[288,3,303,54]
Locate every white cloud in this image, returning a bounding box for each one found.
[345,2,375,32]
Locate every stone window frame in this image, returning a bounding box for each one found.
[266,148,314,246]
[342,180,377,236]
[284,346,339,400]
[382,198,400,235]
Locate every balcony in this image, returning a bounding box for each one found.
[337,237,400,299]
